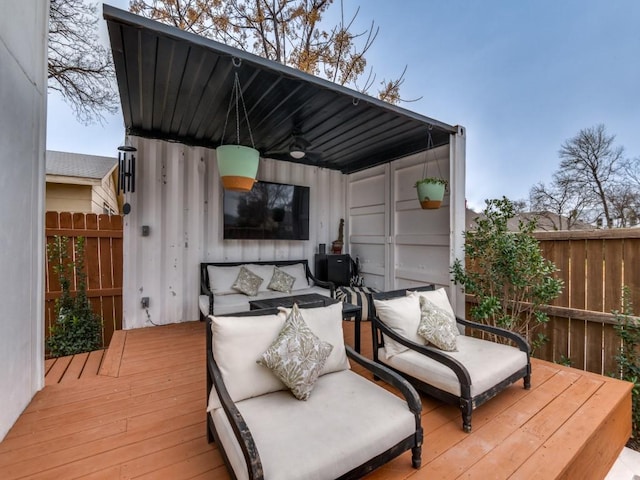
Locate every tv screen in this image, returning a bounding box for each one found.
[223,181,310,240]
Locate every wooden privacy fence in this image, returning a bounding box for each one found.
[45,212,123,354]
[466,228,640,376]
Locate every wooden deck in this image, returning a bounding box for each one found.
[1,321,631,479]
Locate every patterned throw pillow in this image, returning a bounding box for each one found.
[257,304,333,400]
[416,295,458,351]
[231,266,263,296]
[267,267,296,293]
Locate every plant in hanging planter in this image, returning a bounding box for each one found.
[217,57,259,192]
[415,125,448,209]
[415,177,447,209]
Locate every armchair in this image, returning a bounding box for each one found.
[371,287,531,433]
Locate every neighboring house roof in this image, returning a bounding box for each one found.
[46,150,117,181]
[466,208,593,232]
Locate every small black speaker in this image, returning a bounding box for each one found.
[319,243,326,254]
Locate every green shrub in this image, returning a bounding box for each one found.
[451,197,563,351]
[612,287,640,441]
[47,236,102,357]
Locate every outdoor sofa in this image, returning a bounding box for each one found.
[206,303,423,479]
[199,259,334,319]
[371,286,531,432]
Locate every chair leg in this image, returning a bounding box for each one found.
[411,446,422,468]
[524,374,531,390]
[461,400,472,433]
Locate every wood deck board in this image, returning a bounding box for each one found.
[0,321,631,479]
[99,329,126,377]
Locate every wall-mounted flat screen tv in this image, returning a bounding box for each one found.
[223,181,310,240]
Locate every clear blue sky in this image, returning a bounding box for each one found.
[46,0,640,211]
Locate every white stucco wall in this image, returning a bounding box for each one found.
[0,0,47,440]
[122,137,345,329]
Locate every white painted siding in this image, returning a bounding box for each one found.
[0,0,47,440]
[122,137,345,329]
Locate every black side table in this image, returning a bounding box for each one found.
[341,302,363,353]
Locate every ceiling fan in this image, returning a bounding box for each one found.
[264,133,323,163]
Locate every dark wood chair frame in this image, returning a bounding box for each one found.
[200,259,335,321]
[371,287,531,433]
[206,308,424,480]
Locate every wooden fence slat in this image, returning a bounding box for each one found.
[623,238,640,314]
[585,321,603,374]
[585,239,604,312]
[604,239,624,313]
[569,240,586,310]
[551,316,569,365]
[569,318,586,371]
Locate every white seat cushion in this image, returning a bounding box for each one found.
[210,370,416,480]
[378,335,528,397]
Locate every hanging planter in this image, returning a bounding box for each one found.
[216,145,259,191]
[217,58,259,192]
[415,125,447,209]
[415,177,447,209]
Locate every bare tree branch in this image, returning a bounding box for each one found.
[49,0,118,124]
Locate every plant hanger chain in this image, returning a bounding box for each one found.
[421,125,443,180]
[220,57,255,148]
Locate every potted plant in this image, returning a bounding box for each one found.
[415,177,447,209]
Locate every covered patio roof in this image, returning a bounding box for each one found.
[103,5,457,174]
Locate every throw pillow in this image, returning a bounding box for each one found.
[334,286,380,321]
[268,266,296,293]
[231,266,263,296]
[277,302,350,375]
[410,288,457,321]
[417,295,458,351]
[258,304,333,400]
[372,294,423,358]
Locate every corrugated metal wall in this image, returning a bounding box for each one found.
[122,137,345,329]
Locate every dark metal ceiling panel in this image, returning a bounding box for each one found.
[103,5,458,174]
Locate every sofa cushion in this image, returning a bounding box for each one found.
[208,265,243,294]
[210,369,416,480]
[278,263,309,290]
[232,266,264,296]
[267,266,296,293]
[210,312,287,403]
[373,294,423,358]
[416,295,458,351]
[245,264,276,292]
[377,334,529,397]
[278,302,350,375]
[258,304,333,400]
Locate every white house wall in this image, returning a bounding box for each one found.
[0,0,47,440]
[122,137,345,329]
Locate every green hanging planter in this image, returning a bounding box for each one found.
[216,145,259,192]
[415,178,447,209]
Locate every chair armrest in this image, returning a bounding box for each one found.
[455,317,531,355]
[305,265,335,296]
[345,345,422,417]
[207,350,264,480]
[373,317,473,392]
[201,278,214,315]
